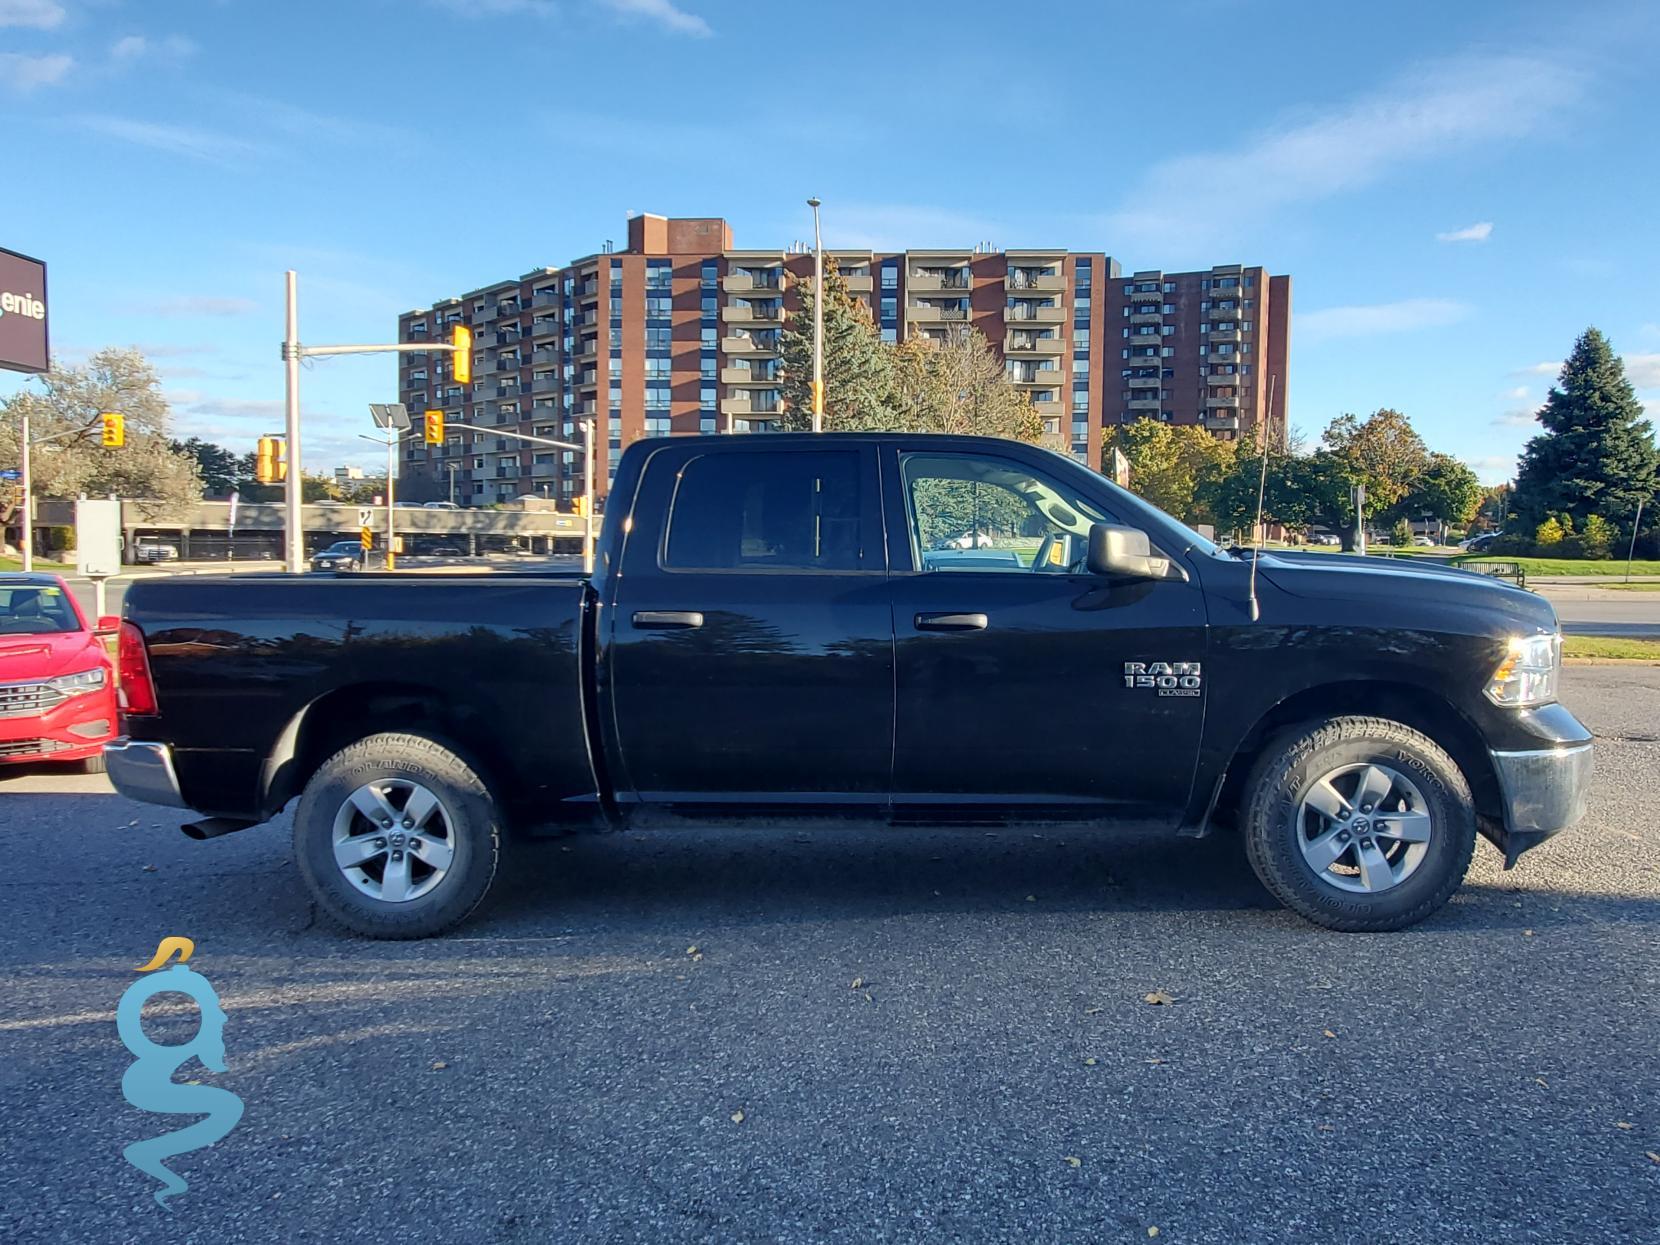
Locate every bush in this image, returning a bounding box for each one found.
[1485,533,1534,556]
[1389,518,1414,547]
[44,525,76,553]
[1576,514,1615,560]
[1534,517,1566,550]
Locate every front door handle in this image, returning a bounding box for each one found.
[632,610,704,630]
[915,612,988,633]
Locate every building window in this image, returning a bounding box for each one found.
[701,326,718,347]
[701,357,716,380]
[881,263,898,291]
[881,327,897,343]
[701,385,717,407]
[701,295,718,315]
[880,297,897,320]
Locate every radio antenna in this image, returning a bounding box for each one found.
[1246,373,1277,623]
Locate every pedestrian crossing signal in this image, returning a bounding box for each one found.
[424,410,445,445]
[100,412,125,447]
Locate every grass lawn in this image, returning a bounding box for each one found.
[1562,635,1660,661]
[0,556,74,572]
[1452,556,1660,577]
[1597,582,1660,591]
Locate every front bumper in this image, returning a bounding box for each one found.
[104,739,188,808]
[1489,741,1594,865]
[0,684,118,765]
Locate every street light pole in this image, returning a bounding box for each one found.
[282,270,303,573]
[385,431,397,572]
[807,196,824,434]
[582,416,596,574]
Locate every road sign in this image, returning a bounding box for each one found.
[75,498,122,578]
[358,507,373,527]
[360,527,373,551]
[0,468,19,480]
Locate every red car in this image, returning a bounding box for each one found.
[0,572,119,772]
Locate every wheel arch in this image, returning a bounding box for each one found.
[259,681,510,820]
[1204,680,1504,835]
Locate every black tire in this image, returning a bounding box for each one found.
[293,732,505,939]
[81,753,108,774]
[1242,715,1477,932]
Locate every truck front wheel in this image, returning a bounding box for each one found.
[1242,716,1477,932]
[293,732,505,939]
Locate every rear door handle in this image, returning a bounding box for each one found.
[915,612,988,633]
[632,610,704,630]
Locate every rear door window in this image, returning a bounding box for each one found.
[663,450,865,572]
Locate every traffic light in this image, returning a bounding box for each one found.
[423,409,445,445]
[100,412,125,448]
[451,325,472,385]
[255,436,287,484]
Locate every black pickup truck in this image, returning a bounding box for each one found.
[106,433,1592,938]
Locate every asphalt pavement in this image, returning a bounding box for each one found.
[1,668,1657,1244]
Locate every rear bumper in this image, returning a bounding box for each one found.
[104,738,187,808]
[1489,742,1594,865]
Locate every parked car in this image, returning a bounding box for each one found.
[108,433,1592,939]
[309,540,366,573]
[1,573,119,773]
[134,541,179,565]
[1311,533,1342,547]
[1412,536,1435,547]
[1461,533,1501,552]
[422,502,461,511]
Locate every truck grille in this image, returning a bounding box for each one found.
[0,737,71,758]
[0,681,68,720]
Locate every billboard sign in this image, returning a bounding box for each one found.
[0,246,49,374]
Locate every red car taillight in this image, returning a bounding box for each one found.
[117,621,158,715]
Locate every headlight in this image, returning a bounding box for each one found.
[49,667,108,696]
[1483,633,1560,707]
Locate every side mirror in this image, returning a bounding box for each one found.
[95,615,121,635]
[1086,524,1173,580]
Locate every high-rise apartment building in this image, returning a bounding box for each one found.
[395,213,1289,505]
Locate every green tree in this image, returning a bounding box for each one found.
[1387,452,1482,536]
[1575,513,1616,559]
[0,348,204,526]
[1534,516,1566,550]
[1512,328,1659,531]
[1322,408,1429,519]
[1203,446,1327,540]
[1390,517,1414,547]
[170,437,249,496]
[778,257,895,431]
[1113,418,1238,526]
[885,325,1043,442]
[1474,483,1512,532]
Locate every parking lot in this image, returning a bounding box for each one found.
[2,665,1657,1244]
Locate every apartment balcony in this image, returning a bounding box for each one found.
[1128,285,1163,301]
[474,304,499,322]
[1006,271,1065,293]
[721,333,779,356]
[722,303,786,324]
[575,338,599,361]
[575,399,598,417]
[1130,311,1163,325]
[531,347,559,366]
[1030,398,1065,418]
[1006,303,1065,323]
[1004,332,1065,355]
[443,392,466,408]
[577,372,599,390]
[529,318,559,340]
[530,376,559,394]
[1206,394,1241,408]
[1208,328,1243,344]
[907,270,973,292]
[473,331,500,348]
[1205,414,1241,432]
[720,395,782,418]
[1009,368,1066,387]
[496,304,522,321]
[496,357,522,372]
[1209,302,1241,319]
[721,367,782,385]
[531,292,559,309]
[841,274,873,292]
[722,272,784,294]
[575,283,600,301]
[1128,397,1163,412]
[530,463,558,479]
[495,384,521,399]
[907,301,971,323]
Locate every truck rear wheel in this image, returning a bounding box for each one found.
[1242,716,1476,932]
[293,732,505,939]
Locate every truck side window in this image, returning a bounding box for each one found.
[901,452,1116,574]
[663,450,863,571]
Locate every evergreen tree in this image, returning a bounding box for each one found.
[777,257,894,432]
[1512,328,1659,531]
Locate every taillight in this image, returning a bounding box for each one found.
[117,621,158,715]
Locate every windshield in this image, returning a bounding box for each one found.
[0,585,81,635]
[323,542,360,553]
[1042,447,1231,560]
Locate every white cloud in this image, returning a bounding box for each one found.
[0,0,64,30]
[1492,408,1539,428]
[1623,352,1660,389]
[72,115,258,164]
[601,0,710,37]
[1499,385,1530,401]
[1,51,72,91]
[1296,298,1470,344]
[1436,221,1493,243]
[1099,52,1584,254]
[128,296,260,317]
[1518,361,1562,376]
[111,34,197,63]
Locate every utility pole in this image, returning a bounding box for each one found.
[807,197,824,434]
[283,271,302,573]
[19,409,30,572]
[281,271,470,573]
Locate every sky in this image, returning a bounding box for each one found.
[3,0,1658,480]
